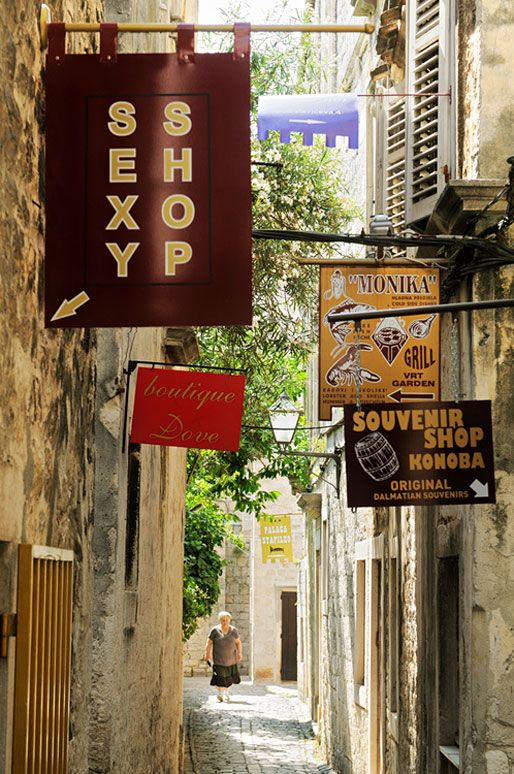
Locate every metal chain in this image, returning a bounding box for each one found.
[451,314,460,403]
[355,320,362,411]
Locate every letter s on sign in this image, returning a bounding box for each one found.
[163,102,192,136]
[108,102,137,136]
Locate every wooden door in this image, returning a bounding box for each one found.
[280,591,297,681]
[12,544,74,774]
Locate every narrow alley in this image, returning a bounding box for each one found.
[183,678,334,774]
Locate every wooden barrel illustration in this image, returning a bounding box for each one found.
[354,432,399,481]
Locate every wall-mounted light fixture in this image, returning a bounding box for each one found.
[368,213,395,259]
[369,213,394,236]
[268,391,342,497]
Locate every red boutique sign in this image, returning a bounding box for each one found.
[45,24,252,327]
[130,367,246,451]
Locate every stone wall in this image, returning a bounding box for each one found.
[225,539,252,675]
[0,1,195,772]
[299,2,514,773]
[0,3,102,771]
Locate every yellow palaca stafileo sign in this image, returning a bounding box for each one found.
[260,517,293,563]
[319,265,440,420]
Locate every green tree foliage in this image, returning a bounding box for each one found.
[182,1,359,639]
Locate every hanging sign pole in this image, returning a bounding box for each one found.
[40,6,374,45]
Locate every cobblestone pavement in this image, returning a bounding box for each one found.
[183,677,334,774]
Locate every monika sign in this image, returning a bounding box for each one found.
[319,265,440,420]
[45,24,252,327]
[260,517,293,563]
[343,401,496,507]
[130,367,245,452]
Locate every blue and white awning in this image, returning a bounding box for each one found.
[257,93,359,148]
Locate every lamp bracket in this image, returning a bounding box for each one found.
[278,446,342,498]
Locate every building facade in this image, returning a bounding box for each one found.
[184,476,304,685]
[0,1,197,772]
[297,1,514,773]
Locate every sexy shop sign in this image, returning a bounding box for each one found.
[130,368,246,452]
[45,24,252,327]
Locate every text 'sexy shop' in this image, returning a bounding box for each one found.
[106,100,195,278]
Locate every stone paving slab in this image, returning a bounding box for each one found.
[183,678,335,774]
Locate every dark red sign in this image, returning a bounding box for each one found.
[344,400,495,507]
[130,367,245,451]
[45,30,252,327]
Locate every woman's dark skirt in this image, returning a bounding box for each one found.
[210,664,241,687]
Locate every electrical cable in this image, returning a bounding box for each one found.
[252,227,514,261]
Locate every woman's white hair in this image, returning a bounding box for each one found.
[218,610,232,620]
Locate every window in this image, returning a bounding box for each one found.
[385,97,407,242]
[12,545,74,772]
[354,537,385,771]
[125,442,141,589]
[355,556,366,687]
[438,556,459,771]
[389,553,398,714]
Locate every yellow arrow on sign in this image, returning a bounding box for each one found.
[51,291,90,321]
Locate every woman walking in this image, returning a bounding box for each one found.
[204,611,242,702]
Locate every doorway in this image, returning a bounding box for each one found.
[281,591,298,681]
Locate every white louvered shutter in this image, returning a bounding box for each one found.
[405,0,453,225]
[374,90,407,257]
[385,96,407,248]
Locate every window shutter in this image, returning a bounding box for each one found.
[375,92,407,257]
[385,97,407,241]
[405,0,452,226]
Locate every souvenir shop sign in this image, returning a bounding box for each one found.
[343,401,496,508]
[130,367,245,452]
[260,517,293,563]
[319,265,440,420]
[45,24,252,327]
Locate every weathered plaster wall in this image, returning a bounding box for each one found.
[459,0,514,180]
[1,1,192,771]
[477,0,514,178]
[88,328,187,774]
[451,3,514,769]
[0,2,102,771]
[319,477,371,774]
[457,0,480,179]
[464,267,514,774]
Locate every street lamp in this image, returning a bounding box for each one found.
[268,391,342,497]
[268,391,301,445]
